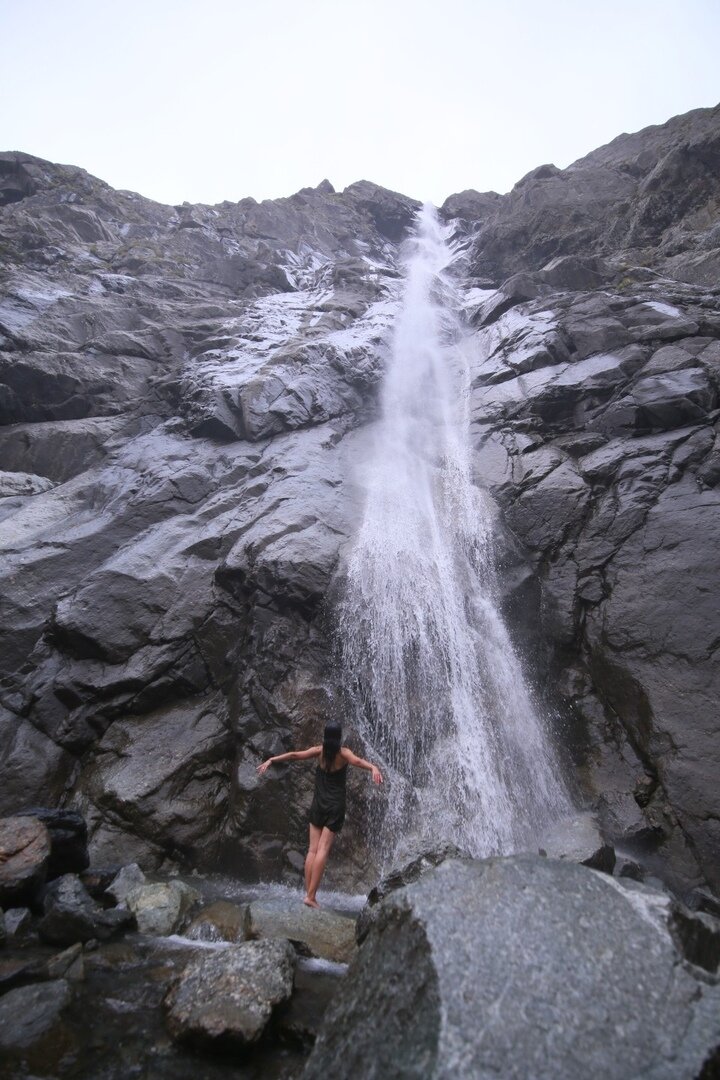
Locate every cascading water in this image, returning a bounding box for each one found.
[338,203,571,865]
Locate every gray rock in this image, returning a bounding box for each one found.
[0,815,51,907]
[0,979,75,1073]
[246,897,356,963]
[279,955,348,1048]
[163,938,296,1047]
[357,843,468,943]
[537,812,616,873]
[106,861,146,904]
[185,899,247,943]
[3,905,33,939]
[669,904,720,974]
[38,872,133,944]
[17,807,89,877]
[125,880,199,935]
[0,708,74,817]
[0,942,84,994]
[75,696,233,868]
[304,856,720,1080]
[0,907,5,946]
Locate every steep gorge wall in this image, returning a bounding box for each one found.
[0,103,719,893]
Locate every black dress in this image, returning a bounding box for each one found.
[308,761,348,833]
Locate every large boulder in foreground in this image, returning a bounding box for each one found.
[304,856,720,1080]
[163,938,296,1048]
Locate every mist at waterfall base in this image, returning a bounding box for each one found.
[337,205,571,867]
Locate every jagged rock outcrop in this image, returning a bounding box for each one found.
[443,104,720,288]
[0,104,719,893]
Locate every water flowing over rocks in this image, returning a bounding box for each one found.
[1,104,719,907]
[304,856,720,1080]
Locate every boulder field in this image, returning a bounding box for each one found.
[0,104,719,899]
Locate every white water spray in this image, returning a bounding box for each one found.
[338,204,570,863]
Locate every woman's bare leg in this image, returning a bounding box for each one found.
[305,827,335,907]
[304,825,322,900]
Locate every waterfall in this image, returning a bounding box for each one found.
[337,203,571,865]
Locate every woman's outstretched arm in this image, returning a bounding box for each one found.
[341,748,383,784]
[257,746,321,775]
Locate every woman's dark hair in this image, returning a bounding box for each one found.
[321,722,342,770]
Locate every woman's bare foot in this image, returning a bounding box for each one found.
[303,895,320,908]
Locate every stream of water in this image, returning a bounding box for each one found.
[338,204,571,865]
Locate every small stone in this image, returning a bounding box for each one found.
[616,857,646,882]
[634,774,657,808]
[163,938,296,1047]
[106,862,146,905]
[125,880,199,935]
[79,866,123,899]
[4,906,34,939]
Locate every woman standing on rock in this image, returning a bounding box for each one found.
[257,722,383,908]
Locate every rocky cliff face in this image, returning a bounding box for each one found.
[1,103,718,894]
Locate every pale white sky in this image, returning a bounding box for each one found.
[2,0,719,207]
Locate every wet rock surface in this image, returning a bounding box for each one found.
[357,843,468,944]
[0,104,719,901]
[38,872,134,945]
[0,873,352,1077]
[105,860,146,904]
[185,899,248,942]
[246,896,357,962]
[536,811,616,873]
[0,978,76,1074]
[305,856,720,1080]
[163,937,296,1048]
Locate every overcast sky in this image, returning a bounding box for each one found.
[2,0,719,207]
